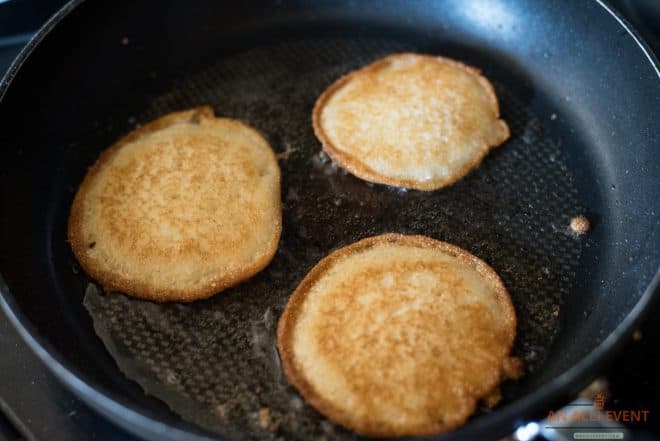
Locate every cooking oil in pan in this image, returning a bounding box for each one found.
[82,37,585,440]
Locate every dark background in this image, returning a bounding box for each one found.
[0,1,658,440]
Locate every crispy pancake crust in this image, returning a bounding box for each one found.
[277,234,520,437]
[68,106,281,302]
[313,53,510,191]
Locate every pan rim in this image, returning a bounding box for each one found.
[1,0,659,440]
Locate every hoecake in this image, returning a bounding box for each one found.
[68,106,281,302]
[277,234,521,437]
[313,53,509,191]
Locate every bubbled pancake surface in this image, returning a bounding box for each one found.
[277,234,519,437]
[313,53,509,190]
[68,107,281,302]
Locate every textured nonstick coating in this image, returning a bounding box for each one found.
[82,37,584,440]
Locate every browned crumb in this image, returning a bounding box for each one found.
[215,404,227,419]
[258,408,270,429]
[503,357,524,380]
[579,378,609,399]
[570,215,590,234]
[633,329,643,341]
[482,388,502,408]
[276,143,298,160]
[215,397,240,420]
[257,407,282,432]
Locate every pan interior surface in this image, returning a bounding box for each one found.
[82,36,582,440]
[0,1,658,440]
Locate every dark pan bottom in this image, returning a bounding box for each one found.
[82,37,585,440]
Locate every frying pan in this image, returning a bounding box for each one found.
[0,1,659,440]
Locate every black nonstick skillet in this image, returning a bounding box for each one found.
[1,1,659,440]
